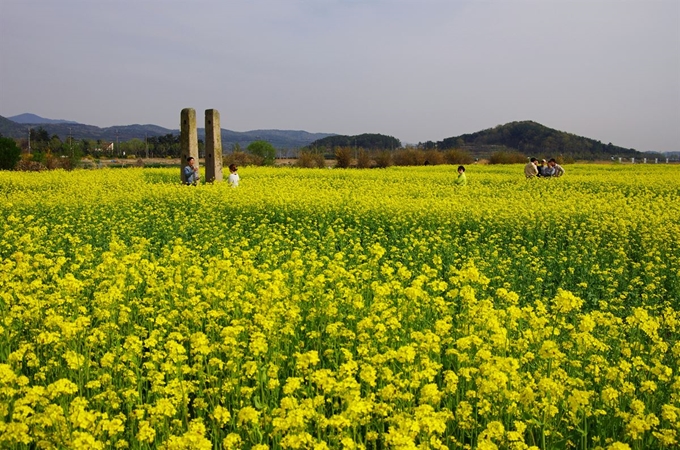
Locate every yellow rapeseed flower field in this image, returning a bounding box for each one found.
[0,164,679,449]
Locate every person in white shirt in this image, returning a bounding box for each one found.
[524,158,538,179]
[228,164,240,187]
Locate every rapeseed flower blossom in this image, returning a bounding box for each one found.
[0,164,678,448]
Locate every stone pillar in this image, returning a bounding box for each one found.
[204,109,223,182]
[180,108,199,183]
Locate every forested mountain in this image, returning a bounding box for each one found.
[0,116,26,138]
[218,129,334,151]
[433,121,645,160]
[9,113,79,125]
[2,114,668,160]
[308,133,401,150]
[0,115,333,150]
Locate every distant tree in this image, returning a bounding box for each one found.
[373,150,393,168]
[48,135,62,154]
[357,149,371,169]
[123,138,145,157]
[335,146,353,168]
[147,133,180,158]
[247,140,276,166]
[81,139,92,155]
[295,151,325,168]
[0,137,22,170]
[32,127,49,143]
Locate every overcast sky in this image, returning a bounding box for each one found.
[1,0,678,152]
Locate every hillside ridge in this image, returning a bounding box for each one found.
[0,114,334,150]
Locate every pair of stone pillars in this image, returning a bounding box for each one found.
[180,108,223,183]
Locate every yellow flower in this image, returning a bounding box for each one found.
[419,383,442,405]
[136,420,156,444]
[223,433,242,449]
[47,378,79,399]
[606,443,631,450]
[295,350,320,371]
[149,397,177,418]
[71,431,104,450]
[283,377,304,395]
[237,406,260,427]
[212,405,231,427]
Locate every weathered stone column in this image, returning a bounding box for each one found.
[204,109,223,182]
[180,108,199,183]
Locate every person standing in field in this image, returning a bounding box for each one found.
[548,158,565,177]
[184,156,200,185]
[525,158,539,178]
[454,165,467,186]
[228,164,240,187]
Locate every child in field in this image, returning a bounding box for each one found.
[454,166,467,186]
[228,164,240,187]
[183,156,200,185]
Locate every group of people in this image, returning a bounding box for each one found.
[183,156,560,187]
[524,158,564,179]
[183,156,240,186]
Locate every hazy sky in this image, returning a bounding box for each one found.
[1,0,678,152]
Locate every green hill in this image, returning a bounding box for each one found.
[308,133,401,150]
[436,121,643,160]
[0,116,26,138]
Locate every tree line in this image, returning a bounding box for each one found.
[307,133,401,151]
[10,127,188,159]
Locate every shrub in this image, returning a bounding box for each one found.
[489,151,527,164]
[392,149,424,166]
[391,149,469,167]
[15,155,45,171]
[357,149,372,169]
[423,150,446,166]
[25,152,80,171]
[224,151,263,167]
[373,151,393,168]
[295,151,326,168]
[335,147,353,169]
[45,154,61,170]
[444,149,474,165]
[0,137,22,170]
